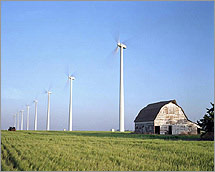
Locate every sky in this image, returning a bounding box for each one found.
[1,1,214,131]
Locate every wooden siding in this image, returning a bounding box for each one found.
[135,121,154,134]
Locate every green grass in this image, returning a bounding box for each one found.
[1,130,214,171]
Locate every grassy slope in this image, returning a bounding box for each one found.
[1,130,214,171]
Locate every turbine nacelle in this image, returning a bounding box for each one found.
[47,91,52,94]
[69,76,75,80]
[34,100,38,103]
[45,91,52,94]
[117,42,127,49]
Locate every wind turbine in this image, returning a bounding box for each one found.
[113,36,127,132]
[46,91,52,131]
[17,112,19,130]
[20,110,24,130]
[68,75,75,131]
[26,105,30,130]
[13,114,16,128]
[34,100,38,130]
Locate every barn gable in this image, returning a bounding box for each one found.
[155,102,188,125]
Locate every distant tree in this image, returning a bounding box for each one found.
[197,103,214,140]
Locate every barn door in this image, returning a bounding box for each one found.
[155,126,160,134]
[197,128,200,134]
[168,126,172,135]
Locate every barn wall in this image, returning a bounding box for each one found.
[154,102,199,135]
[135,121,154,134]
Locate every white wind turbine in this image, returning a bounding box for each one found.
[64,68,76,132]
[17,111,19,130]
[26,105,30,130]
[68,75,75,131]
[46,91,52,131]
[34,100,38,130]
[112,35,127,132]
[20,110,24,130]
[13,114,16,128]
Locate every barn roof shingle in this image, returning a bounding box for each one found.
[134,100,178,122]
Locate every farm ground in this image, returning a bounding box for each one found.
[1,130,214,171]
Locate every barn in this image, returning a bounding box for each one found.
[134,100,200,135]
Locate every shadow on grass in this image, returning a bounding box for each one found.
[16,130,201,141]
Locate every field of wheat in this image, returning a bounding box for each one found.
[1,130,214,171]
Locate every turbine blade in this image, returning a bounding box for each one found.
[105,46,119,61]
[122,39,130,46]
[114,47,119,55]
[122,34,138,47]
[115,32,120,43]
[103,47,119,69]
[71,71,77,78]
[65,65,70,77]
[63,78,70,91]
[48,83,53,91]
[43,88,47,94]
[34,91,40,100]
[111,30,120,43]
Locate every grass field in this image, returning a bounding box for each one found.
[1,130,214,171]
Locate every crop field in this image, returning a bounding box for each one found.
[1,130,214,171]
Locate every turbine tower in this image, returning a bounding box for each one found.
[14,114,16,128]
[68,76,75,131]
[17,112,19,130]
[20,110,24,130]
[46,91,52,131]
[34,100,38,131]
[26,105,30,130]
[117,42,126,132]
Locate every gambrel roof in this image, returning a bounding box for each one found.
[134,100,180,122]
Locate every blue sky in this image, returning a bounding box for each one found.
[1,1,214,131]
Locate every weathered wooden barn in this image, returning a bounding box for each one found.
[134,100,200,135]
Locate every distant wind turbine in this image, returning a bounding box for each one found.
[46,91,52,131]
[64,67,76,132]
[26,105,30,130]
[14,114,16,128]
[112,35,127,132]
[17,112,19,130]
[68,75,75,131]
[34,100,38,131]
[20,110,24,130]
